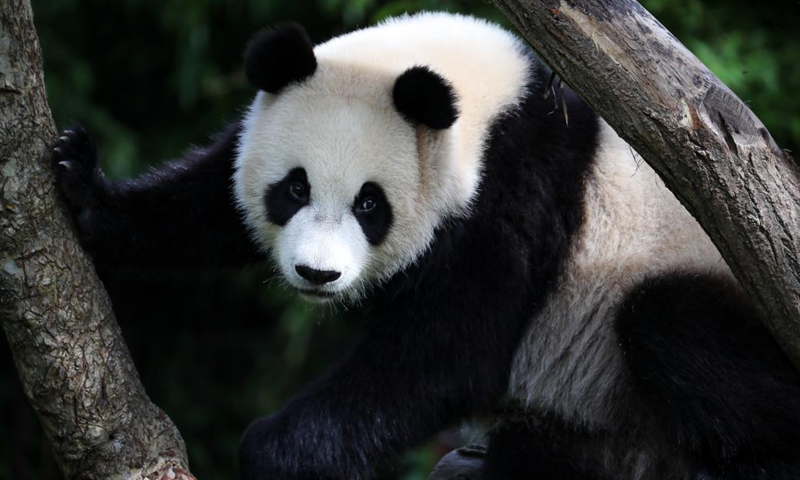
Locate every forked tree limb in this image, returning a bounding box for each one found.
[0,1,196,478]
[492,0,800,367]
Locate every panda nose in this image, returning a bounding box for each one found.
[295,265,342,285]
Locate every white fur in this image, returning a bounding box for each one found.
[234,13,531,298]
[232,13,738,475]
[276,207,368,296]
[507,120,733,478]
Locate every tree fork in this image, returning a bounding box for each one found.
[491,0,800,367]
[0,1,196,478]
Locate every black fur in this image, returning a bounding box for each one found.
[238,62,599,480]
[52,22,800,480]
[393,66,459,129]
[53,124,261,268]
[617,272,800,479]
[484,411,612,480]
[54,54,597,479]
[245,24,317,93]
[265,167,310,226]
[352,182,392,246]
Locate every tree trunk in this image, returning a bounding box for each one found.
[0,2,196,478]
[492,0,800,367]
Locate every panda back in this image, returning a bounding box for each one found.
[509,120,732,426]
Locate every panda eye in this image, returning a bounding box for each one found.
[288,181,309,202]
[355,196,377,214]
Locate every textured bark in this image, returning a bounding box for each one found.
[0,1,196,478]
[492,0,800,367]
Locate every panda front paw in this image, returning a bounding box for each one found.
[238,414,350,480]
[239,416,296,480]
[52,126,104,207]
[52,126,112,245]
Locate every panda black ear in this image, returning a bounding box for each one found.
[393,66,459,130]
[245,24,317,94]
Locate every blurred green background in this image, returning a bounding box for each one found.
[2,0,798,478]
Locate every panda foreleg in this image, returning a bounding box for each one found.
[238,232,534,480]
[616,272,800,480]
[238,327,505,480]
[52,123,261,268]
[238,312,522,480]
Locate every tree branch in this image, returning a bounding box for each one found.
[0,1,196,478]
[492,0,800,367]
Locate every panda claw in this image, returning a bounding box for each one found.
[52,126,105,210]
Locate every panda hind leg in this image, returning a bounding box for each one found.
[616,271,800,480]
[691,458,800,480]
[483,411,612,480]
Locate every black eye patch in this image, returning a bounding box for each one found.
[265,167,309,226]
[353,182,392,246]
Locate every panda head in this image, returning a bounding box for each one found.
[234,23,471,303]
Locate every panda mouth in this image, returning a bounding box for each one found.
[297,288,336,299]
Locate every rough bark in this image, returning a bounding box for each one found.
[492,0,800,367]
[0,1,196,478]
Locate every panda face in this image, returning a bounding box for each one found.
[235,88,446,302]
[263,165,393,301]
[233,13,532,302]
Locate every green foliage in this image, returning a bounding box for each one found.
[1,0,797,478]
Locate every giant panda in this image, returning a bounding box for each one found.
[52,12,800,480]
